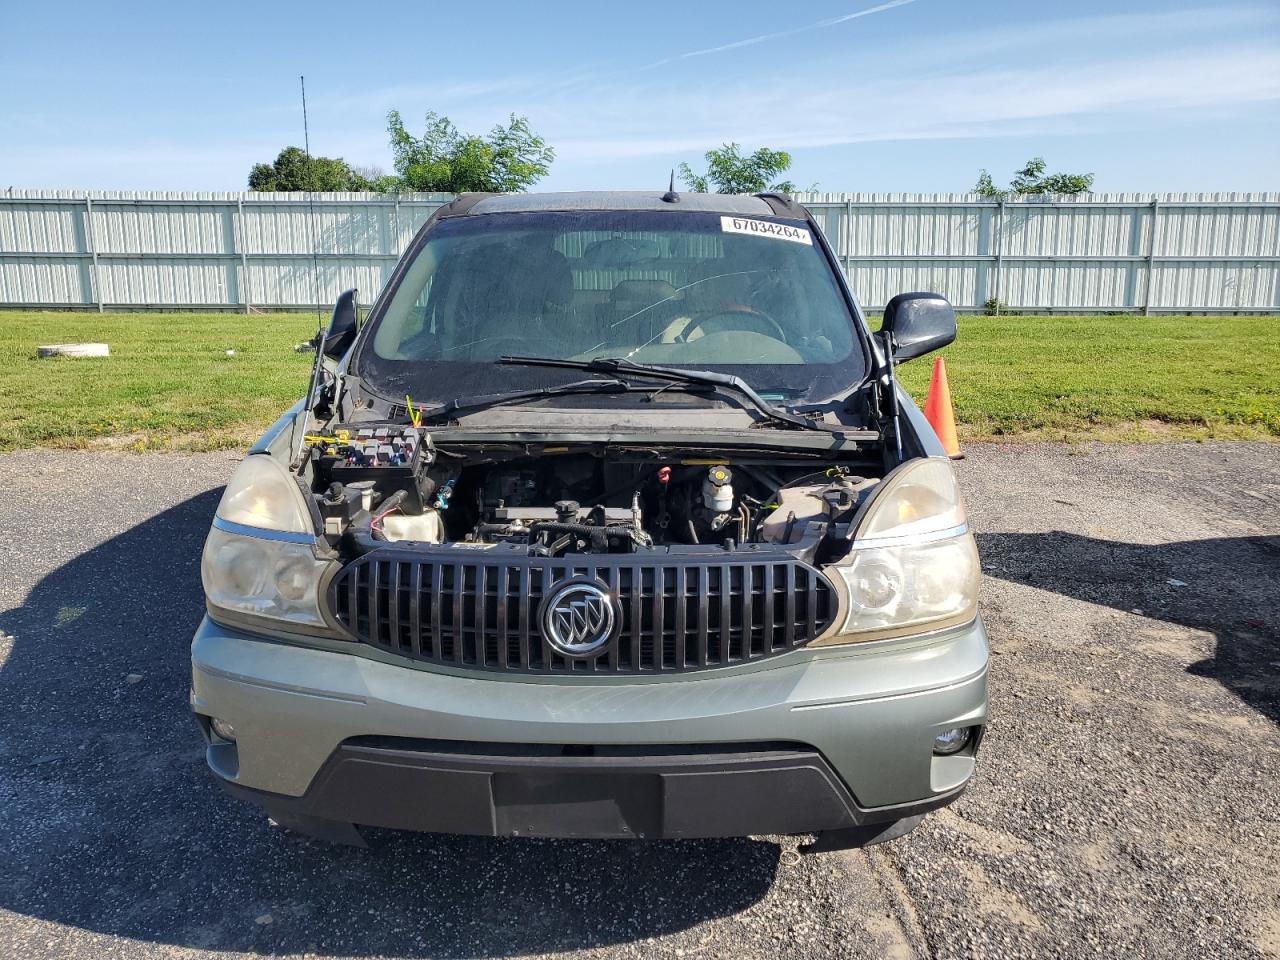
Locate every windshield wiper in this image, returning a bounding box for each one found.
[416,377,636,422]
[496,355,837,433]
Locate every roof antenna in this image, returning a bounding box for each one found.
[661,169,680,204]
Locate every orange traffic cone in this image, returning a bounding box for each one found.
[923,356,963,460]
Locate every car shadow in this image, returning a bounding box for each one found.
[0,491,778,957]
[975,531,1280,726]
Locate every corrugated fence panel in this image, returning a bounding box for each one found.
[1151,261,1280,311]
[0,190,1276,312]
[0,257,89,304]
[847,261,979,313]
[1156,203,1280,257]
[999,202,1150,257]
[998,261,1138,310]
[94,202,230,254]
[0,201,87,254]
[96,257,235,306]
[245,259,394,308]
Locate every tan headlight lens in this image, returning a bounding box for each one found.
[819,458,980,646]
[826,534,979,641]
[201,526,329,627]
[215,455,313,534]
[857,457,966,541]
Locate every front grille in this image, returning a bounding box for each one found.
[327,549,836,674]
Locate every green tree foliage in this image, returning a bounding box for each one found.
[247,146,373,192]
[678,143,798,194]
[973,157,1094,198]
[383,110,554,193]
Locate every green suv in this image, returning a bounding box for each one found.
[191,190,987,852]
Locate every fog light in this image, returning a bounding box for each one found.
[933,726,971,755]
[210,717,237,742]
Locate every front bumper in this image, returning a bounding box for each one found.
[191,615,988,840]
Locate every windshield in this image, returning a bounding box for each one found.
[354,209,867,405]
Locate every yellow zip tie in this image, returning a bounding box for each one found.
[405,394,421,428]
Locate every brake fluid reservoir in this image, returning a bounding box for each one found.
[702,465,734,513]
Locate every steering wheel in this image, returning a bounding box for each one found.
[678,306,788,345]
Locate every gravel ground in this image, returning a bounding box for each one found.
[0,442,1276,959]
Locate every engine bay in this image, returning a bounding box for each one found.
[302,424,882,562]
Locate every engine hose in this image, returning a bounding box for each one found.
[528,521,635,552]
[369,489,409,541]
[683,485,699,544]
[342,510,378,554]
[473,522,525,539]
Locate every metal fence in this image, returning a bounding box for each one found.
[1,189,1277,313]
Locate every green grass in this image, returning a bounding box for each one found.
[0,311,321,451]
[896,313,1280,442]
[0,310,1276,452]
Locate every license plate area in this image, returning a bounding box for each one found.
[492,771,662,838]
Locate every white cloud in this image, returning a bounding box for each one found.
[528,9,1280,163]
[643,0,919,66]
[3,4,1278,190]
[313,5,1279,169]
[288,34,1280,178]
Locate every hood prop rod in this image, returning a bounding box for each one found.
[874,331,905,463]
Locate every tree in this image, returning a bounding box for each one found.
[973,157,1094,198]
[351,164,383,181]
[247,147,373,192]
[383,110,554,193]
[349,163,399,193]
[678,143,798,194]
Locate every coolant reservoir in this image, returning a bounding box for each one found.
[379,511,443,544]
[759,486,827,543]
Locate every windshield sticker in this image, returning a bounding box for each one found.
[720,216,812,245]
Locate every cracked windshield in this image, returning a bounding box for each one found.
[361,209,864,402]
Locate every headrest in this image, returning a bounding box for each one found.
[535,247,573,306]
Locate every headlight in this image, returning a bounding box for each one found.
[201,454,333,631]
[202,527,330,628]
[818,458,979,645]
[215,454,313,533]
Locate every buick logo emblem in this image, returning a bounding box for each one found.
[540,579,616,657]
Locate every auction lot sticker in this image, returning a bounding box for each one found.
[720,216,812,245]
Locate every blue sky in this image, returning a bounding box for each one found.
[2,0,1278,193]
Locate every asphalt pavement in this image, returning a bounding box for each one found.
[0,442,1276,959]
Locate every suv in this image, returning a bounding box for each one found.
[191,190,987,852]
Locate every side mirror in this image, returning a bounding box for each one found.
[323,289,359,360]
[881,292,956,362]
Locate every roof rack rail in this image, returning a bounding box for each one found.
[431,192,500,220]
[754,192,804,218]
